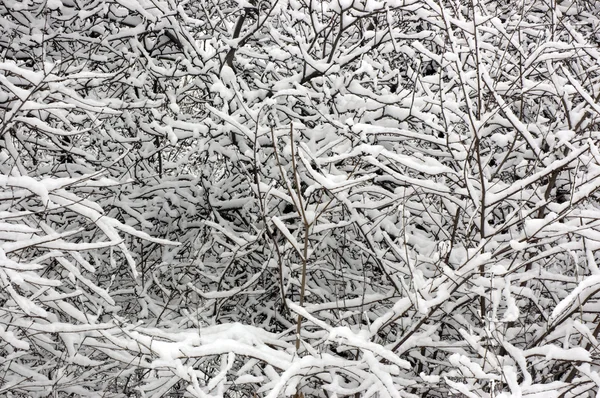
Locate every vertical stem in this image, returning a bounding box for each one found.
[289,124,309,352]
[469,0,487,326]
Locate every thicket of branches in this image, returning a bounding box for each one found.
[1,0,600,396]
